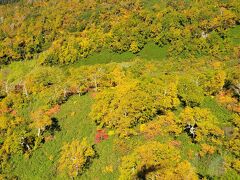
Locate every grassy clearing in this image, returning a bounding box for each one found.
[71,50,136,67]
[71,42,168,68]
[137,43,168,60]
[0,60,37,82]
[11,94,125,179]
[142,0,166,10]
[11,95,96,179]
[227,25,240,45]
[201,97,233,125]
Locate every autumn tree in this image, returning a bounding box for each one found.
[66,64,114,95]
[225,64,240,98]
[90,79,156,137]
[141,112,181,139]
[226,115,240,159]
[119,141,198,180]
[145,76,180,111]
[90,74,182,137]
[24,66,63,94]
[0,113,32,175]
[57,139,95,178]
[178,76,204,107]
[179,107,224,144]
[38,36,95,65]
[30,107,52,137]
[198,70,226,95]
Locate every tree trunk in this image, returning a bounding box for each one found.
[26,144,31,151]
[94,77,98,92]
[5,81,8,95]
[23,83,29,97]
[64,88,67,98]
[37,128,41,137]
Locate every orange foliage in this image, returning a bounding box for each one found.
[169,140,182,148]
[141,112,181,139]
[217,91,237,104]
[45,105,61,116]
[217,91,240,113]
[10,110,17,116]
[45,135,55,142]
[199,144,215,157]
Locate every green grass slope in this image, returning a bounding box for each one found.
[11,95,95,179]
[11,94,124,179]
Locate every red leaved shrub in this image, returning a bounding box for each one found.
[95,129,108,144]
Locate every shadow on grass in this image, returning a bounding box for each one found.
[46,117,61,136]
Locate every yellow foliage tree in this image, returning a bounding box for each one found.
[57,139,95,178]
[119,141,198,180]
[146,77,180,111]
[30,108,52,137]
[227,114,240,158]
[141,112,181,139]
[90,79,156,137]
[179,107,224,144]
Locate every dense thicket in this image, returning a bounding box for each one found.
[0,0,239,65]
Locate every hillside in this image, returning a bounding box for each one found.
[0,0,240,179]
